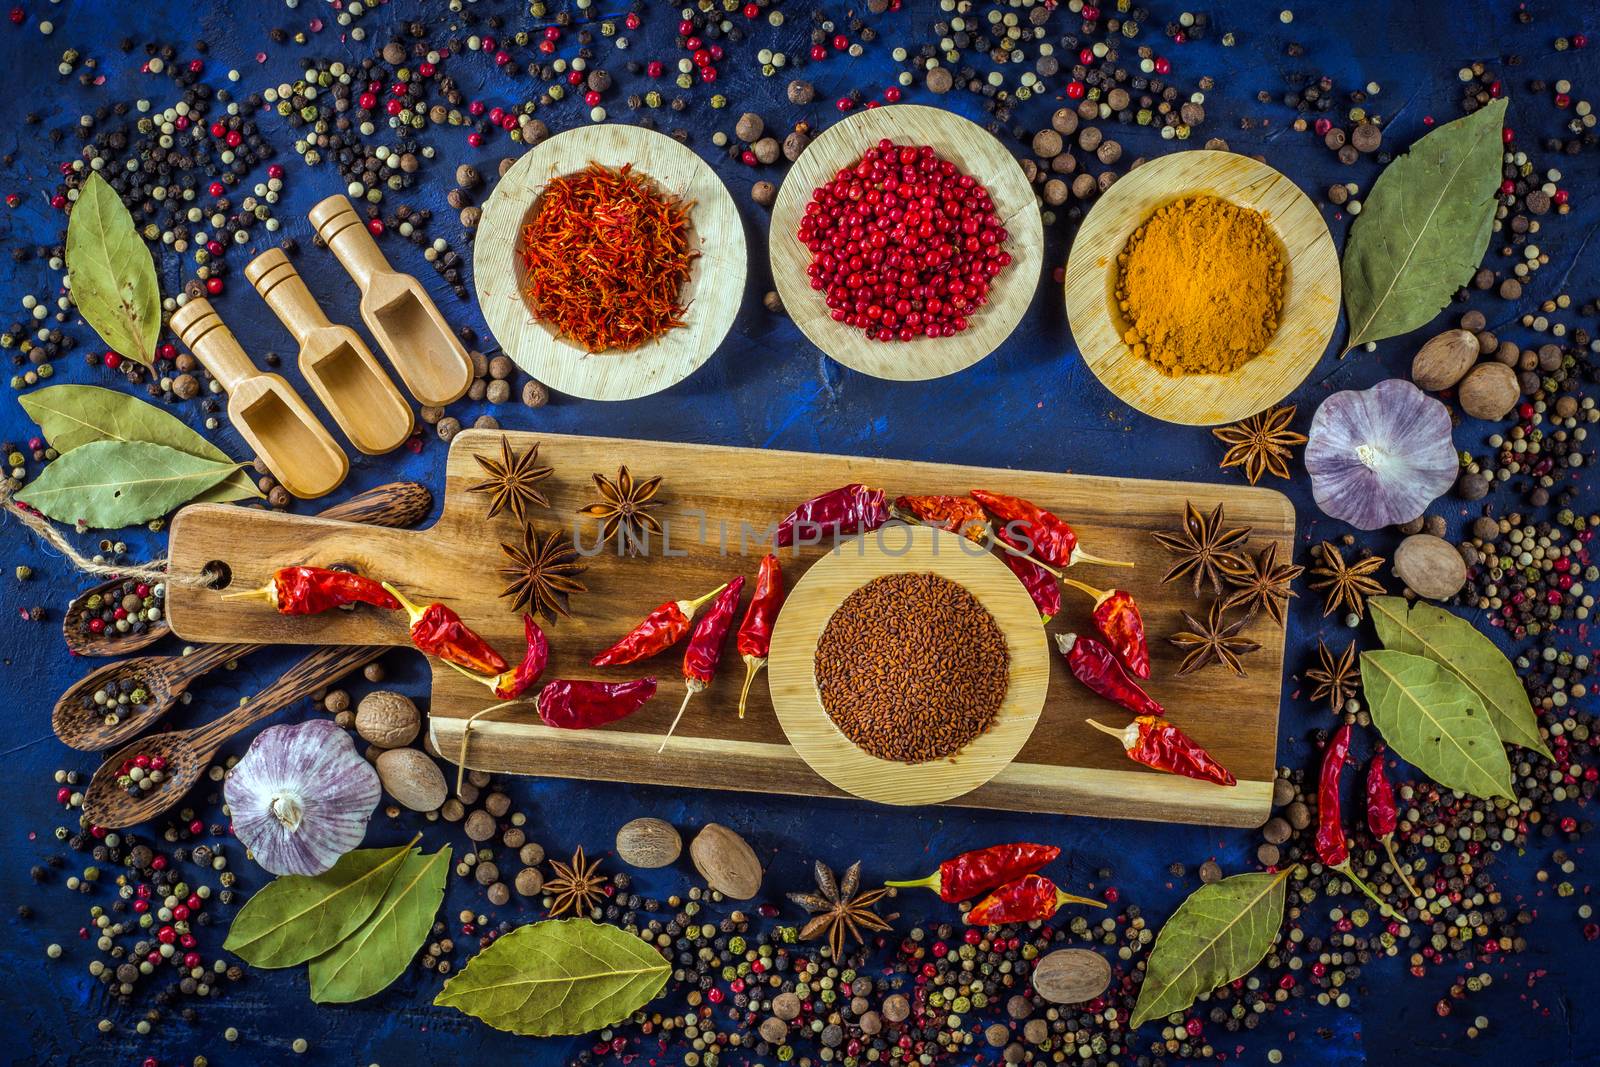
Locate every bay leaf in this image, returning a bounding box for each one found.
[16,440,245,529]
[1361,649,1514,800]
[1130,869,1291,1029]
[20,384,259,501]
[1370,596,1551,760]
[1341,97,1507,351]
[223,841,412,969]
[435,918,670,1036]
[66,172,160,368]
[308,844,450,1004]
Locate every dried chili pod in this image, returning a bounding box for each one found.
[1316,724,1400,919]
[997,526,1062,623]
[734,555,785,718]
[964,873,1105,925]
[537,677,658,729]
[970,489,1131,569]
[1086,716,1235,786]
[591,581,729,666]
[892,494,990,541]
[773,484,889,548]
[383,582,508,676]
[887,842,1061,902]
[1366,750,1420,899]
[1055,633,1164,717]
[447,615,550,700]
[659,576,745,751]
[224,565,401,615]
[1060,577,1150,678]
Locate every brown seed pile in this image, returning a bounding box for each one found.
[814,573,1009,763]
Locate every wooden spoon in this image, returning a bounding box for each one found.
[82,645,383,829]
[64,482,433,657]
[54,643,245,752]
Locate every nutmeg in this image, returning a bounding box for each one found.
[1410,329,1478,391]
[1458,361,1520,420]
[355,691,420,749]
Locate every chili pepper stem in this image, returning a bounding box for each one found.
[1334,860,1401,920]
[678,582,729,619]
[989,533,1064,578]
[736,654,765,719]
[381,581,426,625]
[445,658,498,692]
[1084,718,1125,741]
[1058,576,1108,604]
[1071,548,1134,568]
[884,873,942,893]
[1055,888,1108,911]
[1380,835,1421,899]
[658,682,703,753]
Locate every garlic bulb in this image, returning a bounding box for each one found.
[1305,378,1458,531]
[225,719,381,876]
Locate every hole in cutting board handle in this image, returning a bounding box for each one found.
[200,561,232,590]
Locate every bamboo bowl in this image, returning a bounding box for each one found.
[769,104,1043,381]
[765,525,1050,806]
[475,124,746,402]
[1063,150,1339,426]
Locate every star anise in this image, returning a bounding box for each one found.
[466,435,553,524]
[499,524,587,622]
[543,845,606,918]
[1212,405,1308,485]
[1305,638,1359,712]
[577,465,664,556]
[1152,501,1252,597]
[1309,540,1386,619]
[1220,541,1304,626]
[1168,598,1261,676]
[787,860,897,960]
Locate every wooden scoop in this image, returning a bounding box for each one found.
[81,645,383,829]
[170,298,348,500]
[245,248,413,455]
[308,194,473,407]
[63,481,434,657]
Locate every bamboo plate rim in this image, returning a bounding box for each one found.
[768,104,1044,382]
[474,123,747,402]
[765,525,1050,806]
[1063,149,1340,426]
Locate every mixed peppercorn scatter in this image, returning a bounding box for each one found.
[8,0,1600,1062]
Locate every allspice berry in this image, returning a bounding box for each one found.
[1050,107,1079,135]
[1031,129,1063,158]
[752,137,781,165]
[925,67,953,94]
[783,130,811,161]
[455,163,481,189]
[514,867,544,896]
[521,380,549,408]
[751,181,777,207]
[735,112,765,142]
[464,809,497,843]
[786,79,815,105]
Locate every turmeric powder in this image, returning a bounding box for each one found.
[1114,195,1286,377]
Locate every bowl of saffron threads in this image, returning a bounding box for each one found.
[475,123,747,402]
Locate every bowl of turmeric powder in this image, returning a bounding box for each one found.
[1063,150,1339,426]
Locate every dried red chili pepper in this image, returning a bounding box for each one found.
[1059,577,1150,679]
[537,677,658,729]
[383,582,509,677]
[892,494,990,541]
[591,582,729,666]
[1055,633,1164,716]
[1366,750,1420,899]
[773,484,889,548]
[734,555,785,718]
[659,576,745,750]
[448,615,550,700]
[996,526,1061,623]
[970,489,1132,569]
[886,842,1061,902]
[964,873,1105,925]
[1316,724,1399,919]
[224,566,401,615]
[1086,715,1235,786]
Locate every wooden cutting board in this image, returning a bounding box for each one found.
[166,429,1295,828]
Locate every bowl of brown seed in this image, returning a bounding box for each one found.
[766,525,1050,805]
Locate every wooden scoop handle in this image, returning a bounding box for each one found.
[308,194,389,291]
[168,297,256,392]
[185,645,385,762]
[245,247,330,342]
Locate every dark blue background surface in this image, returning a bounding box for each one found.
[0,1,1596,1064]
